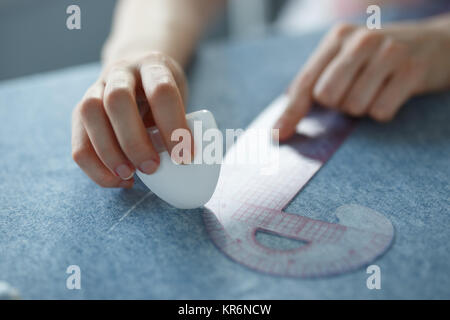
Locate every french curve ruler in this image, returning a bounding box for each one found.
[203,95,395,277]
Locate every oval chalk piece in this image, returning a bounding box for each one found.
[136,110,222,209]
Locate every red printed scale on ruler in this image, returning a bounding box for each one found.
[203,95,394,277]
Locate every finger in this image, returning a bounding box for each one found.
[72,106,134,188]
[103,65,160,175]
[341,39,407,116]
[313,29,383,110]
[136,88,155,128]
[368,59,421,122]
[275,23,356,140]
[79,82,136,180]
[140,56,193,163]
[164,55,189,103]
[137,55,187,127]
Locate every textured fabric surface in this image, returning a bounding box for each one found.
[0,31,449,299]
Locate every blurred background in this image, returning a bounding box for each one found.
[0,0,290,81]
[1,0,111,81]
[2,0,445,81]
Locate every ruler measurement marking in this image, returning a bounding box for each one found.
[203,95,394,277]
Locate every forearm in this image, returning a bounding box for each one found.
[102,0,224,68]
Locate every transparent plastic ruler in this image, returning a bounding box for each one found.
[203,95,394,277]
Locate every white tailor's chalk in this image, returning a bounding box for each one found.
[136,110,221,209]
[0,281,20,300]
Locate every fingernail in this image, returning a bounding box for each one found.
[115,164,134,180]
[273,119,284,130]
[139,159,159,175]
[119,180,133,189]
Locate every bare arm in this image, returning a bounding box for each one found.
[102,0,225,67]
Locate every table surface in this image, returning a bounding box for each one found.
[0,31,449,299]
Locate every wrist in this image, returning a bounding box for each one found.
[101,40,188,81]
[420,15,450,91]
[102,28,196,70]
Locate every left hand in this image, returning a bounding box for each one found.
[274,20,450,140]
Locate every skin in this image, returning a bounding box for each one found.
[72,0,224,188]
[71,0,450,188]
[275,15,450,140]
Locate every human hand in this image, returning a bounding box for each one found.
[275,21,450,140]
[71,52,191,188]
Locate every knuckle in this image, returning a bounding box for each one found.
[348,106,366,117]
[144,51,165,61]
[78,96,103,119]
[370,108,393,122]
[352,30,380,51]
[140,51,171,67]
[337,55,354,70]
[381,39,405,58]
[343,98,365,116]
[104,86,134,110]
[109,63,133,74]
[330,22,355,39]
[72,146,90,165]
[348,109,365,117]
[298,70,315,89]
[106,66,135,84]
[108,60,132,70]
[361,66,376,81]
[313,88,335,108]
[340,99,352,111]
[312,77,340,108]
[283,106,301,121]
[122,139,147,159]
[149,80,177,102]
[96,145,117,161]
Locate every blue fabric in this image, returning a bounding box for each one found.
[0,32,449,299]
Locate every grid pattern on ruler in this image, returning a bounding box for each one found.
[205,177,393,277]
[204,204,393,278]
[220,155,353,257]
[203,96,394,277]
[234,162,304,204]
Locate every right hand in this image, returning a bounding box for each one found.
[71,52,190,188]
